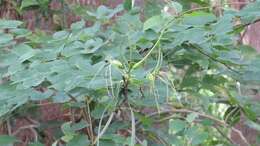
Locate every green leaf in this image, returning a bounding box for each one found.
[182,11,216,26]
[71,20,85,30]
[0,135,18,145]
[81,38,103,54]
[143,15,163,31]
[52,92,70,103]
[257,135,260,144]
[191,132,208,145]
[242,58,260,84]
[10,28,32,38]
[87,5,123,20]
[70,120,89,131]
[18,50,36,63]
[0,84,30,117]
[62,41,84,57]
[169,2,183,13]
[218,50,243,64]
[67,135,90,146]
[12,44,36,63]
[212,14,233,34]
[143,0,163,18]
[30,90,53,101]
[243,106,257,121]
[238,1,260,24]
[169,119,187,134]
[62,121,89,135]
[185,126,208,145]
[21,0,39,9]
[0,34,13,44]
[0,19,23,29]
[53,30,69,40]
[101,134,127,145]
[224,106,241,126]
[174,28,205,44]
[13,70,46,88]
[124,0,132,11]
[62,122,74,135]
[1,2,260,145]
[186,113,199,123]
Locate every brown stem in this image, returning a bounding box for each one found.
[6,120,12,136]
[81,108,95,144]
[86,101,95,143]
[67,93,95,144]
[12,125,39,136]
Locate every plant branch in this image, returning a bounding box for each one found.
[93,112,115,145]
[136,107,250,146]
[86,100,95,143]
[12,124,39,136]
[132,30,165,69]
[6,120,12,136]
[129,104,136,146]
[67,93,95,144]
[82,108,95,144]
[214,125,234,144]
[96,107,107,146]
[185,43,241,74]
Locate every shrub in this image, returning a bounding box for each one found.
[0,1,260,145]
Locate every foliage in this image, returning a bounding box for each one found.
[0,0,260,146]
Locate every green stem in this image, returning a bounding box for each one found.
[132,30,165,69]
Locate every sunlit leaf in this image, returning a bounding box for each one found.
[21,0,39,9]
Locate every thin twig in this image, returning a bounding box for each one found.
[12,125,39,136]
[132,30,164,69]
[240,19,260,28]
[93,112,114,145]
[35,102,58,106]
[196,47,240,74]
[129,104,136,146]
[214,125,234,144]
[96,107,108,146]
[6,120,12,135]
[126,129,144,145]
[67,93,78,102]
[185,43,241,74]
[70,108,76,123]
[231,127,250,146]
[136,108,250,146]
[81,109,93,143]
[25,117,40,126]
[67,93,95,143]
[30,127,38,142]
[177,1,254,16]
[86,100,94,143]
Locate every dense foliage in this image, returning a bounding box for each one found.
[0,0,260,146]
